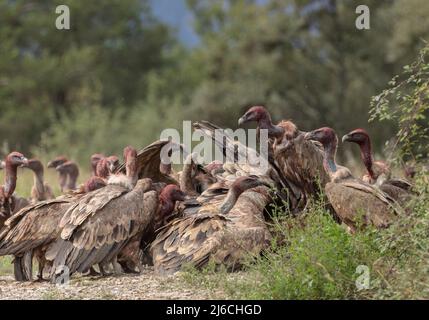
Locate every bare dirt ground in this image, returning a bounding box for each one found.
[0,266,228,300]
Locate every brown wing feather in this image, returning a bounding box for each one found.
[274,133,329,199]
[0,198,72,256]
[47,180,158,277]
[59,184,129,240]
[151,187,271,274]
[116,140,184,185]
[325,181,399,230]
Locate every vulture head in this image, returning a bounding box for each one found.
[90,153,105,174]
[106,155,120,173]
[47,156,68,169]
[238,106,270,126]
[304,127,338,148]
[21,158,44,174]
[160,184,187,203]
[157,184,187,228]
[95,156,119,179]
[1,152,28,199]
[5,152,28,169]
[342,128,370,146]
[342,128,374,178]
[55,161,77,175]
[219,175,271,215]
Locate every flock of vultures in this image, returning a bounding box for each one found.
[0,106,417,283]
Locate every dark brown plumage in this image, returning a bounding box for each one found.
[151,176,272,275]
[45,146,183,280]
[0,167,107,282]
[117,184,186,273]
[238,106,329,211]
[0,197,76,281]
[305,127,402,232]
[342,128,414,205]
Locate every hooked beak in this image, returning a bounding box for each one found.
[109,162,119,173]
[47,161,54,168]
[238,116,247,127]
[303,131,314,141]
[341,134,351,143]
[20,157,29,167]
[258,177,273,189]
[0,161,5,169]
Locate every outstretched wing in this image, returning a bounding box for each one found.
[193,121,295,205]
[116,140,186,185]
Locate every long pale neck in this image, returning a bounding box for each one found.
[3,163,18,198]
[259,117,284,140]
[33,170,45,195]
[359,140,374,178]
[323,142,338,175]
[125,159,138,187]
[219,190,238,214]
[180,161,196,195]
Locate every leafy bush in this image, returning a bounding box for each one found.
[370,43,429,163]
[204,202,383,300]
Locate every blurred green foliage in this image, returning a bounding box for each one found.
[0,0,428,165]
[370,43,429,163]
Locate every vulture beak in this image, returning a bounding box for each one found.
[238,116,246,126]
[303,131,315,141]
[257,176,273,189]
[47,161,54,168]
[109,162,118,173]
[342,134,351,143]
[21,157,29,166]
[0,161,5,169]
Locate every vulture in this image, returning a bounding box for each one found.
[90,153,105,176]
[304,127,402,232]
[180,153,217,197]
[115,139,218,198]
[96,155,120,179]
[46,146,185,281]
[55,161,79,191]
[22,159,55,203]
[47,156,69,192]
[115,140,185,186]
[342,128,414,204]
[151,175,272,275]
[0,171,110,281]
[0,152,29,229]
[238,106,330,211]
